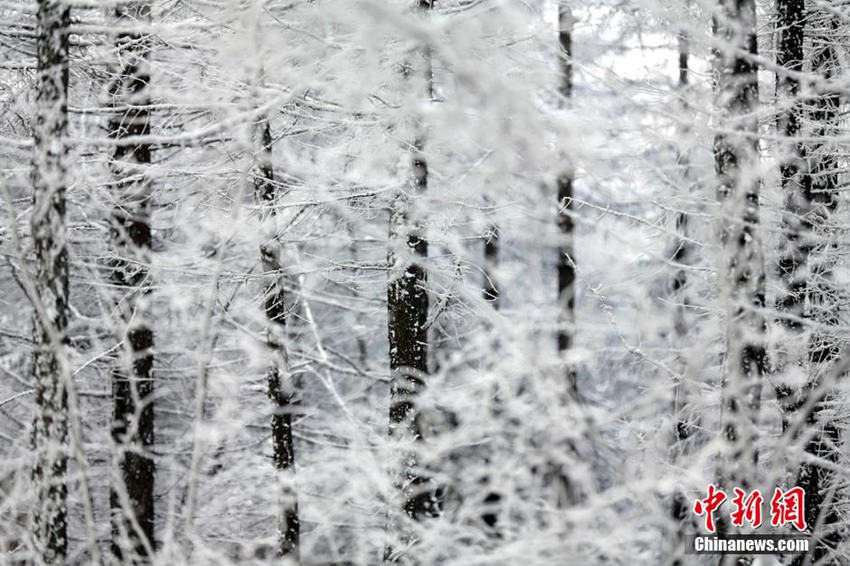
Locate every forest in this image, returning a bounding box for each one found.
[1,0,849,564]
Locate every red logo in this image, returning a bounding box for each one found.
[693,485,806,533]
[693,484,727,533]
[770,487,807,531]
[730,487,763,528]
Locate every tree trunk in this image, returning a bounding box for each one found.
[254,117,300,559]
[107,2,156,561]
[557,6,577,398]
[385,2,434,562]
[776,6,842,562]
[31,0,71,562]
[670,26,693,338]
[480,216,500,532]
[483,221,499,308]
[550,4,584,512]
[774,0,806,349]
[385,143,430,562]
[713,2,766,548]
[669,22,697,566]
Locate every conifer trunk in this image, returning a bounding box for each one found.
[557,6,577,396]
[107,2,156,560]
[31,0,71,562]
[774,6,843,561]
[713,0,766,522]
[254,117,301,558]
[385,2,434,560]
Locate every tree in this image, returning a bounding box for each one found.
[774,1,842,561]
[557,4,577,398]
[106,2,156,560]
[791,12,843,559]
[551,2,586,514]
[482,221,499,308]
[667,14,698,565]
[385,2,436,561]
[30,0,71,562]
[712,0,767,500]
[254,114,301,559]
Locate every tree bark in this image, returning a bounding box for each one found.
[483,221,499,307]
[254,117,300,559]
[385,5,434,560]
[712,0,766,499]
[31,0,71,562]
[774,0,806,347]
[385,142,431,563]
[107,2,156,561]
[775,6,842,562]
[479,217,500,532]
[557,6,577,398]
[669,22,697,566]
[670,26,693,340]
[550,4,584,512]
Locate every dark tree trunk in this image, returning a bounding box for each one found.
[549,4,584,512]
[712,0,766,498]
[386,146,431,534]
[670,25,693,339]
[779,9,842,563]
[384,148,431,564]
[669,23,697,566]
[30,0,71,563]
[254,118,300,559]
[479,217,500,532]
[385,3,434,562]
[774,0,808,430]
[107,3,156,561]
[557,6,577,397]
[774,0,806,338]
[483,221,499,307]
